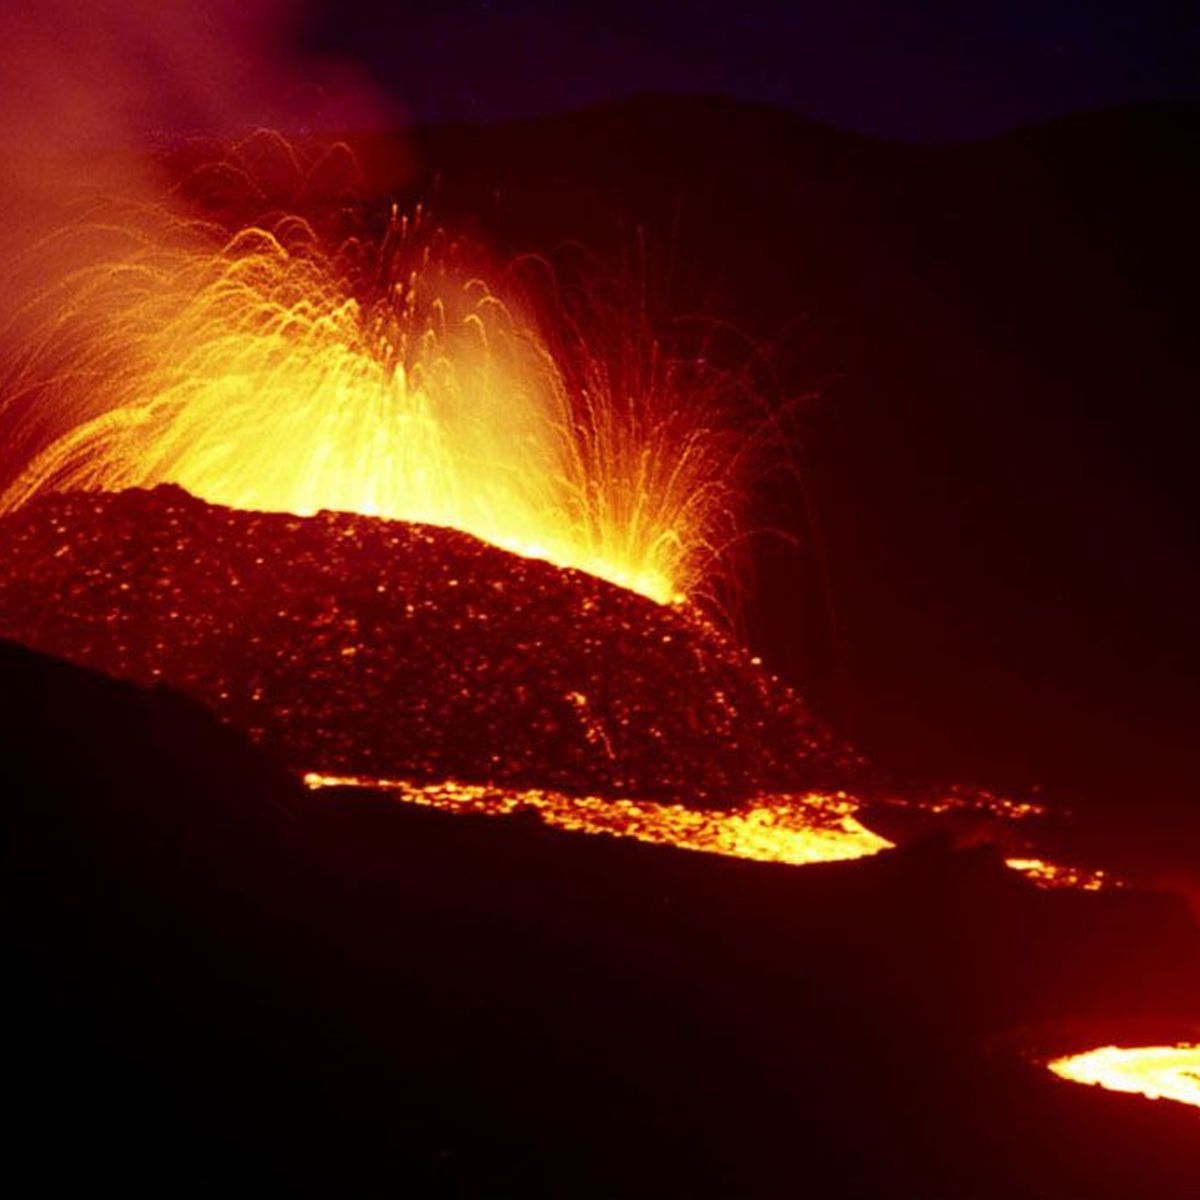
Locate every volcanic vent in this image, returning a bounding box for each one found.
[0,486,850,806]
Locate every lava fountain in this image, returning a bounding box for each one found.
[0,133,876,866]
[0,134,749,605]
[0,136,1119,880]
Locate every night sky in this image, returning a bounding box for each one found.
[298,0,1200,140]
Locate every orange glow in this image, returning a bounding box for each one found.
[0,138,750,606]
[1004,856,1113,891]
[303,773,893,866]
[1048,1045,1200,1110]
[918,788,1048,821]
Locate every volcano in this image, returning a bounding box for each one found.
[1,62,1198,1195]
[0,484,850,805]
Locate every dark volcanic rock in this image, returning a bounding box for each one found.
[0,485,847,803]
[6,637,1200,1196]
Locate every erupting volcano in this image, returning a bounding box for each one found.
[2,38,1198,1191]
[0,132,916,887]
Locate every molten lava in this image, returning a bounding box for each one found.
[1048,1045,1200,1111]
[304,773,891,866]
[0,136,751,605]
[0,136,1127,894]
[1004,857,1113,891]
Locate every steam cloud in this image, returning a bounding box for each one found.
[0,0,399,275]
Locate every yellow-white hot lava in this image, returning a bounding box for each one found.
[303,774,893,866]
[1048,1044,1200,1110]
[0,142,750,608]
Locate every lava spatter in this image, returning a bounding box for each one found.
[0,485,854,807]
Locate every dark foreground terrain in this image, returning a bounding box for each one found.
[5,636,1200,1197]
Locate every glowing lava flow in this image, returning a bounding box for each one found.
[1004,857,1113,891]
[304,775,1126,880]
[1048,1045,1200,1110]
[0,138,751,606]
[303,774,892,866]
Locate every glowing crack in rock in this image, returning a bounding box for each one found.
[303,774,893,866]
[1047,1045,1200,1110]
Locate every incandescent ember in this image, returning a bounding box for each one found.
[0,485,853,806]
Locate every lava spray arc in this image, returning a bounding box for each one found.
[0,133,760,607]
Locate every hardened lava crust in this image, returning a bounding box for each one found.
[0,486,851,805]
